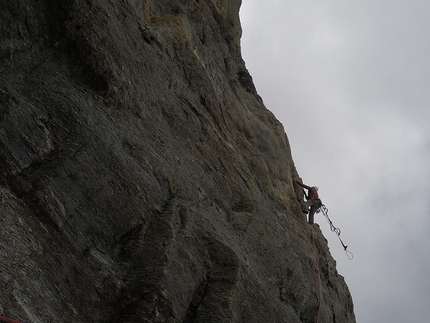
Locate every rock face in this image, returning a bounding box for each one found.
[0,1,356,322]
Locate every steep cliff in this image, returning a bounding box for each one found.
[0,1,355,322]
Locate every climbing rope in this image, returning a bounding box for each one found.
[317,203,354,260]
[310,229,322,323]
[0,315,26,323]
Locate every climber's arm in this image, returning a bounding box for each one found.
[294,181,311,190]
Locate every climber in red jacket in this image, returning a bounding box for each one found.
[294,180,320,224]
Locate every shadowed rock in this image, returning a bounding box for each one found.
[0,1,355,322]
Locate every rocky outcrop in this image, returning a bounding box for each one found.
[0,1,355,322]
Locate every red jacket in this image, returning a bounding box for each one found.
[295,181,319,199]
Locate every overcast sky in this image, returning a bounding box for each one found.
[240,1,430,322]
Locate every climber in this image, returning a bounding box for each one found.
[294,180,321,224]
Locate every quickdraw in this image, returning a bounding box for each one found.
[317,203,354,260]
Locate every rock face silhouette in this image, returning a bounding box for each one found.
[0,1,355,322]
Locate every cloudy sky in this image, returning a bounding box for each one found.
[240,1,430,322]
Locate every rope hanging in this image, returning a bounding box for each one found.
[0,315,27,323]
[310,229,322,323]
[317,204,354,260]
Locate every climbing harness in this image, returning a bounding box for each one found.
[0,315,27,323]
[317,203,354,260]
[302,190,323,209]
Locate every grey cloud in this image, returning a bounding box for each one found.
[240,1,430,322]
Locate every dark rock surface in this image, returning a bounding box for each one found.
[0,1,356,322]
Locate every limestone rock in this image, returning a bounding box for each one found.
[0,1,355,322]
